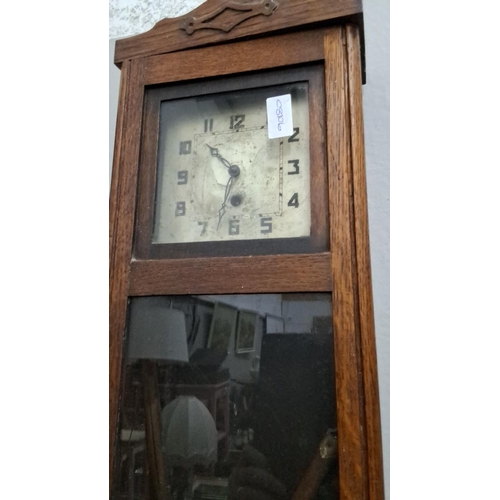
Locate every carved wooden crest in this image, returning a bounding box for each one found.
[182,0,279,35]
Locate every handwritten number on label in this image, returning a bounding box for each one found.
[276,99,285,131]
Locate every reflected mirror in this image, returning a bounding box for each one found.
[112,293,338,500]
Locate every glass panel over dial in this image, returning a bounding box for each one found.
[153,83,311,244]
[112,293,338,500]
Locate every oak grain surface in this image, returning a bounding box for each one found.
[109,61,129,272]
[129,253,332,296]
[144,29,325,85]
[325,26,367,500]
[109,58,147,480]
[346,24,385,500]
[114,0,363,65]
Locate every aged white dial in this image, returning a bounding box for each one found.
[153,83,310,244]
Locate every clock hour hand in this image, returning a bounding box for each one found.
[207,144,231,169]
[207,144,241,178]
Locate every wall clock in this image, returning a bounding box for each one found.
[109,1,384,500]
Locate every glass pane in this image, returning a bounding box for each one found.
[153,82,311,244]
[112,293,338,500]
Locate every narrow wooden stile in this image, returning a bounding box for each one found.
[345,25,385,500]
[325,26,367,500]
[109,61,129,272]
[109,57,148,481]
[109,61,130,486]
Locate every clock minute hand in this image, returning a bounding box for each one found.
[207,145,241,230]
[217,175,234,230]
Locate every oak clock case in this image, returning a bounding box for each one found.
[135,65,328,259]
[110,3,384,500]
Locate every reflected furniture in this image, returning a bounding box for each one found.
[126,299,190,500]
[163,380,230,462]
[119,429,146,500]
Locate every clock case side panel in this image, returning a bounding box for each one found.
[345,25,385,500]
[109,58,148,483]
[134,52,329,260]
[325,26,384,500]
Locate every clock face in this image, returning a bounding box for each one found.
[152,83,310,244]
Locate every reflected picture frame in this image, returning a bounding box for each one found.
[236,309,258,353]
[265,314,285,334]
[207,302,238,353]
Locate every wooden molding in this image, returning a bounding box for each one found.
[114,0,363,66]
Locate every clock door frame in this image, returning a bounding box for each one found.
[110,23,384,500]
[135,63,329,260]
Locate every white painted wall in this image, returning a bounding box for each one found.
[109,1,390,495]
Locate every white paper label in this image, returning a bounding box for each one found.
[266,94,294,139]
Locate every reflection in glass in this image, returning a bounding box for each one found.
[112,294,338,500]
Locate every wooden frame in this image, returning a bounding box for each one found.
[235,309,258,353]
[110,2,383,499]
[134,64,328,259]
[112,0,365,79]
[206,301,238,352]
